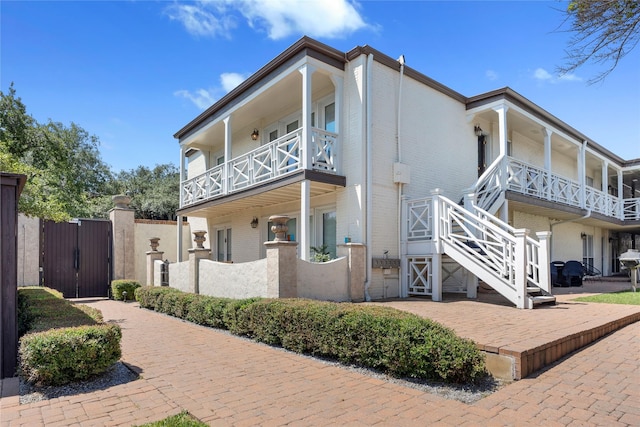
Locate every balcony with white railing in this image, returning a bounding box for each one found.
[181,127,339,207]
[472,156,640,222]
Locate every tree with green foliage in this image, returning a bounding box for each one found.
[1,83,112,220]
[2,84,179,221]
[89,164,180,220]
[559,0,640,83]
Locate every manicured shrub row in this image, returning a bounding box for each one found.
[135,287,486,383]
[18,287,103,332]
[111,279,141,301]
[17,290,36,337]
[19,324,122,386]
[17,287,122,386]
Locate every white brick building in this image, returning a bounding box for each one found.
[173,37,640,308]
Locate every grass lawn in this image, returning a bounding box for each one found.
[573,290,640,305]
[136,412,207,427]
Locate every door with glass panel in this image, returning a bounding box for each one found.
[217,228,232,262]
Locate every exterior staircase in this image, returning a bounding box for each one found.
[404,192,554,309]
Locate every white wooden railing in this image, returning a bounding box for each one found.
[405,194,550,308]
[181,127,338,207]
[470,156,640,221]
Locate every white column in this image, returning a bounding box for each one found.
[544,128,552,200]
[617,169,624,218]
[493,104,510,158]
[299,64,314,170]
[602,160,609,193]
[300,179,311,261]
[330,74,343,173]
[514,229,529,309]
[177,145,186,262]
[223,116,232,194]
[536,231,552,293]
[579,141,587,208]
[430,189,442,302]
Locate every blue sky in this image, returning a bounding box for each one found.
[2,1,639,172]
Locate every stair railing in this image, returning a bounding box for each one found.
[467,155,507,214]
[435,194,550,308]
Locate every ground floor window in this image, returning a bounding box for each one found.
[318,210,336,259]
[582,234,594,272]
[216,227,232,262]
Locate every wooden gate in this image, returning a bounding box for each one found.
[41,219,112,298]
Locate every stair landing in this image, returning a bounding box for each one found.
[371,279,639,380]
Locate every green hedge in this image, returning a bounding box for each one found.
[17,287,122,386]
[19,323,122,386]
[111,279,141,301]
[135,287,486,383]
[17,290,36,337]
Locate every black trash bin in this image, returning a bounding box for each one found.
[563,260,584,287]
[551,261,566,287]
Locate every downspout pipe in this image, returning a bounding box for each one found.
[364,53,374,301]
[396,54,405,298]
[549,210,592,261]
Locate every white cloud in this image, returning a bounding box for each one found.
[165,2,236,38]
[534,68,553,81]
[220,72,248,92]
[174,72,250,110]
[485,70,498,81]
[533,67,583,84]
[238,0,367,40]
[174,88,216,110]
[558,73,583,82]
[165,0,368,40]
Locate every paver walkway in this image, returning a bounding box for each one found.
[1,295,638,426]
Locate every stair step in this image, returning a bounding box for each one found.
[530,295,556,306]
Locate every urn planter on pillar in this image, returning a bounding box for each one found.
[112,194,132,209]
[193,230,207,249]
[269,215,289,241]
[149,237,160,252]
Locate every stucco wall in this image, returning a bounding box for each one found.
[134,220,191,284]
[297,257,349,301]
[17,214,40,287]
[198,258,268,298]
[169,260,190,293]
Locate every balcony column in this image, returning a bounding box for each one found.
[601,159,609,193]
[177,145,186,262]
[299,64,315,170]
[330,74,344,173]
[299,64,314,262]
[223,116,232,195]
[492,104,510,158]
[493,104,509,196]
[544,128,552,200]
[300,180,311,261]
[617,169,624,218]
[579,141,587,208]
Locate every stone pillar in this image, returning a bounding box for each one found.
[146,237,164,286]
[264,241,299,298]
[189,231,210,294]
[264,215,298,298]
[109,195,135,280]
[338,243,366,302]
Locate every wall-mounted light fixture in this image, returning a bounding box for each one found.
[250,217,259,228]
[474,125,483,137]
[251,129,259,141]
[581,232,587,240]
